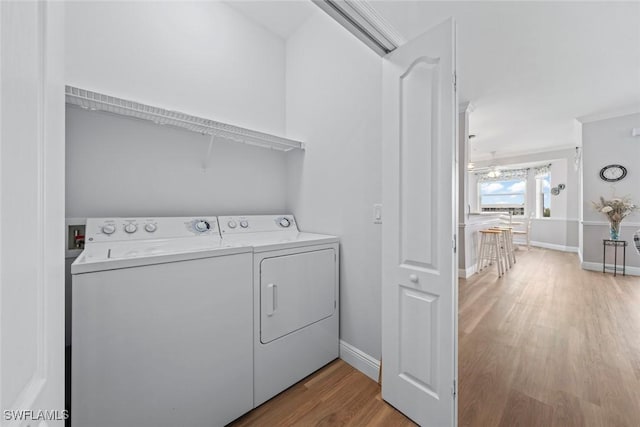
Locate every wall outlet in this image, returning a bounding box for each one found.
[373,204,382,224]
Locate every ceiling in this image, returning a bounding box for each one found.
[224,0,316,39]
[226,1,640,161]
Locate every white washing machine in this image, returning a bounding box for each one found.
[71,217,253,427]
[218,215,339,406]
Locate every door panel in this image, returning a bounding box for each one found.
[399,287,438,396]
[400,58,440,270]
[260,249,336,343]
[382,18,457,427]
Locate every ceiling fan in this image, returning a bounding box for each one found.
[468,148,502,176]
[486,151,502,178]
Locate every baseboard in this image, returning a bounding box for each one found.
[581,261,640,276]
[530,241,579,253]
[458,266,475,279]
[339,340,380,382]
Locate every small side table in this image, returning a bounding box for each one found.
[602,239,627,276]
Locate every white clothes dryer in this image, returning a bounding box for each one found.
[71,217,253,427]
[219,215,339,406]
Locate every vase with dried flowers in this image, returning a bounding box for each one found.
[592,195,638,240]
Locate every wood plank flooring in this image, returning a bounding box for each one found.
[230,248,640,426]
[459,247,640,426]
[229,359,415,426]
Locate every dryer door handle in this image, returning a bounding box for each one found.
[266,283,277,316]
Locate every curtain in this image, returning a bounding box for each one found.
[476,168,529,183]
[534,164,551,178]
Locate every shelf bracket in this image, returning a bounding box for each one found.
[202,133,216,172]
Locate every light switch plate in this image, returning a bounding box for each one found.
[373,204,382,224]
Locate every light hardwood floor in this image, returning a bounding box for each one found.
[230,248,640,426]
[459,247,640,426]
[229,359,415,426]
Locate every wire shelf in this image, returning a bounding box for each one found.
[65,86,305,152]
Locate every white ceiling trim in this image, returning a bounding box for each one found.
[577,105,640,124]
[471,144,578,162]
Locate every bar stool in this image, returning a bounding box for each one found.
[491,227,516,269]
[477,229,505,277]
[490,228,511,271]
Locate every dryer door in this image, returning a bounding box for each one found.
[260,249,336,344]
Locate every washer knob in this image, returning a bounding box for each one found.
[239,220,249,228]
[194,220,210,233]
[124,223,138,234]
[102,224,116,235]
[144,223,157,233]
[227,220,237,229]
[279,218,291,228]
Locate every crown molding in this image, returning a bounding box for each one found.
[577,105,640,124]
[470,144,578,162]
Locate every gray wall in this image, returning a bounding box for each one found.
[285,10,383,360]
[581,113,640,271]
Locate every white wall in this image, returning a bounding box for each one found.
[581,112,640,272]
[285,11,383,359]
[65,1,285,135]
[66,107,288,218]
[65,1,289,217]
[469,148,581,250]
[65,2,385,364]
[64,1,290,345]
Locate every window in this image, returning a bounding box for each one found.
[536,173,551,217]
[479,179,526,216]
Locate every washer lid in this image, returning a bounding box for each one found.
[72,237,250,274]
[222,232,339,252]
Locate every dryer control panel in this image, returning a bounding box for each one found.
[84,217,220,243]
[218,215,298,235]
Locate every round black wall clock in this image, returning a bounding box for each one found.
[599,164,627,182]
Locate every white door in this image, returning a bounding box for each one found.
[381,18,457,426]
[0,1,66,424]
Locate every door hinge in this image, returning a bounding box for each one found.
[452,379,457,397]
[453,234,457,253]
[453,72,457,92]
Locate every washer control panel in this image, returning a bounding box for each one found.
[85,217,220,243]
[218,215,298,235]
